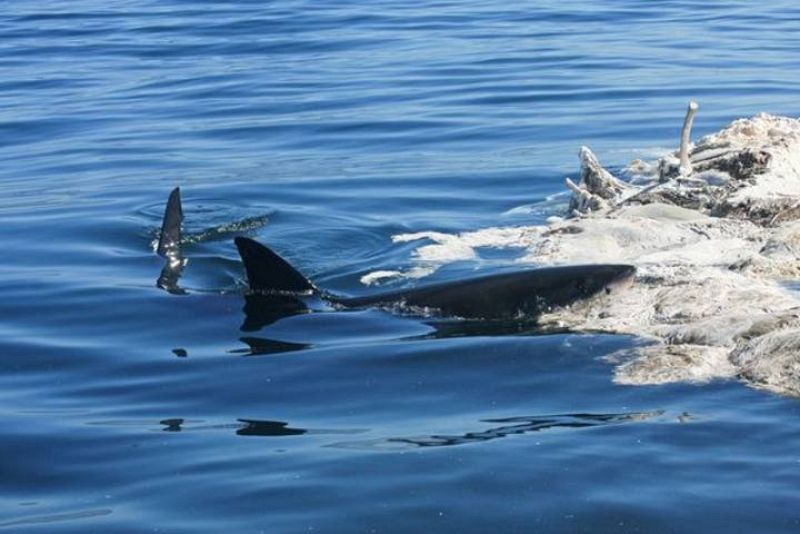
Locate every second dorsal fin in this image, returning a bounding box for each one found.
[234,237,316,294]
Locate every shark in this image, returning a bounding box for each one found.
[155,187,635,328]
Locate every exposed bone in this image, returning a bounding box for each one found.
[564,177,582,195]
[575,112,795,225]
[564,177,607,214]
[567,147,631,215]
[679,100,699,175]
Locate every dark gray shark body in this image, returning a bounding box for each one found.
[339,264,633,319]
[157,187,635,325]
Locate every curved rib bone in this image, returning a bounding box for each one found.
[679,100,699,175]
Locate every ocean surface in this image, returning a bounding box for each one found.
[3,1,800,532]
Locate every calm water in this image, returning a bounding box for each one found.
[3,1,800,532]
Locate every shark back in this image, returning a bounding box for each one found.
[338,264,635,319]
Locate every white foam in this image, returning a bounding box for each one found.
[359,266,439,286]
[392,227,542,264]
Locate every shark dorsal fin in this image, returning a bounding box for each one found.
[234,237,316,294]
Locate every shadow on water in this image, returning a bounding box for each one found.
[239,294,313,332]
[333,411,665,450]
[416,318,576,339]
[151,418,365,438]
[147,412,665,448]
[159,418,310,436]
[229,311,579,357]
[231,336,312,356]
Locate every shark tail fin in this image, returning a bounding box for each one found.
[157,187,183,258]
[234,236,316,294]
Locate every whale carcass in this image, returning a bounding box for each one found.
[382,105,800,397]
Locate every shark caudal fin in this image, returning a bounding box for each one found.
[234,236,316,294]
[156,187,187,294]
[157,187,183,258]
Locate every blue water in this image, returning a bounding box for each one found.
[3,1,800,531]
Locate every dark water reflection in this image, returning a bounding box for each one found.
[233,336,312,356]
[336,411,665,450]
[158,418,311,437]
[155,411,665,445]
[239,294,313,331]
